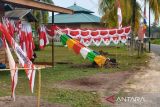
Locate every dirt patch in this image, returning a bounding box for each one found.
[0,96,69,107]
[123,53,160,93]
[114,53,160,107]
[54,71,134,92]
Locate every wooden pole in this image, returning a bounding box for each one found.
[149,2,151,52]
[52,12,54,67]
[130,0,136,56]
[37,69,41,107]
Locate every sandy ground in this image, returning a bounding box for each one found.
[115,53,160,107]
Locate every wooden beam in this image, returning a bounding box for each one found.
[2,0,73,14]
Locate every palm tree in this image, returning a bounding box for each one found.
[147,0,160,24]
[99,0,142,32]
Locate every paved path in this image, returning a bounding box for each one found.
[150,44,160,55]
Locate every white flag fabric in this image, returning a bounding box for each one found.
[117,6,122,29]
[4,40,18,101]
[13,39,36,93]
[80,47,91,59]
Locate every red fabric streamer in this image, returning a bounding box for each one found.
[100,31,108,36]
[46,25,58,37]
[73,42,84,54]
[81,31,89,37]
[125,27,131,34]
[109,30,116,35]
[91,31,99,37]
[0,23,13,45]
[117,29,124,34]
[70,30,79,37]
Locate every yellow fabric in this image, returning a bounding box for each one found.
[94,55,106,67]
[74,39,80,43]
[66,39,77,49]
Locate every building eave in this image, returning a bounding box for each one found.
[2,0,74,14]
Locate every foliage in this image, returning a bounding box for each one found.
[147,0,160,23]
[32,0,54,27]
[99,0,142,33]
[151,39,160,45]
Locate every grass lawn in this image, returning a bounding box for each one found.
[151,39,160,45]
[0,45,149,107]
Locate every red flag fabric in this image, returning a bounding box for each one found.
[73,42,84,54]
[38,25,49,50]
[0,23,36,93]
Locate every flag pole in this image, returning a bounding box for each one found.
[37,69,41,107]
[52,12,54,67]
[149,1,151,52]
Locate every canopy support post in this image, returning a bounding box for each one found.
[52,12,54,67]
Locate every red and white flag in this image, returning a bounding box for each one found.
[117,0,122,29]
[13,40,36,93]
[4,39,18,101]
[0,23,36,93]
[39,25,49,49]
[18,23,35,59]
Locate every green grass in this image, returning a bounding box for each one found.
[0,45,148,107]
[151,39,160,45]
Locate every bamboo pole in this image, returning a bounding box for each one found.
[52,12,54,67]
[0,68,41,71]
[37,69,41,107]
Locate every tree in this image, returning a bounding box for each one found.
[33,0,54,25]
[147,0,160,23]
[99,0,142,32]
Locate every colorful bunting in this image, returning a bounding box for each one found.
[59,26,131,46]
[58,28,106,66]
[86,51,97,62]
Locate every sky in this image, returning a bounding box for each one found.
[52,0,156,26]
[52,0,99,16]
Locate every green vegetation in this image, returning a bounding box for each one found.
[99,0,160,31]
[0,46,148,107]
[151,39,160,45]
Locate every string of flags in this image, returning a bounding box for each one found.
[54,26,107,67]
[0,23,36,101]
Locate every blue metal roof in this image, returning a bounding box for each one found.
[54,13,100,24]
[52,4,100,24]
[67,3,94,13]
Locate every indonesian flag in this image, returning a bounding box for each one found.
[117,0,122,29]
[4,39,18,101]
[14,40,36,93]
[39,25,49,49]
[2,17,15,37]
[0,23,36,93]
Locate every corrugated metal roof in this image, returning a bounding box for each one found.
[5,9,37,22]
[67,3,93,13]
[50,4,100,24]
[53,13,100,24]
